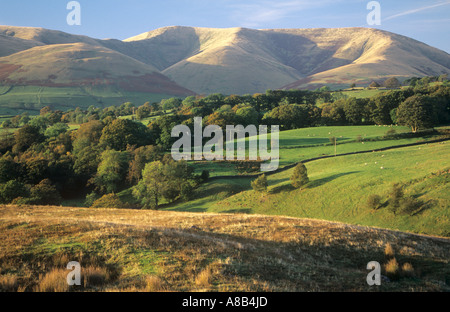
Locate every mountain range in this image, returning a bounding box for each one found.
[0,25,449,110]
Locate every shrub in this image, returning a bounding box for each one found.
[195,267,212,288]
[401,263,415,278]
[83,266,107,288]
[367,194,382,210]
[145,275,164,292]
[384,258,400,280]
[91,193,126,208]
[398,197,422,216]
[384,243,395,259]
[34,269,70,292]
[291,163,309,189]
[388,183,404,214]
[251,174,268,192]
[0,274,18,292]
[30,179,62,205]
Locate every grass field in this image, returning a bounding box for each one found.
[1,205,449,292]
[0,85,174,115]
[166,141,450,237]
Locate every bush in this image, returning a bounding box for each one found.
[251,174,268,192]
[30,179,62,205]
[401,263,415,278]
[398,197,423,216]
[384,258,400,280]
[34,269,70,292]
[384,243,395,259]
[388,183,404,214]
[291,163,309,189]
[0,180,29,204]
[91,193,126,208]
[367,194,382,210]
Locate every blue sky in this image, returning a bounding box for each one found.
[1,0,449,52]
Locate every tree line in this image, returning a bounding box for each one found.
[0,78,448,208]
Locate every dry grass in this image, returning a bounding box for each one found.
[384,243,395,259]
[401,263,415,278]
[384,258,400,280]
[0,274,18,292]
[0,205,449,292]
[34,269,70,292]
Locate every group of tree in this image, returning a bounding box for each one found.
[0,76,448,208]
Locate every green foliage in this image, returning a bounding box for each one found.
[290,163,309,189]
[384,77,401,89]
[100,119,152,151]
[44,123,69,138]
[14,125,45,153]
[251,174,268,193]
[30,179,62,205]
[367,194,382,210]
[94,150,129,194]
[0,180,29,204]
[133,160,195,209]
[396,95,438,132]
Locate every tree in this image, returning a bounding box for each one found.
[396,95,437,132]
[133,161,165,209]
[369,81,380,88]
[127,145,164,184]
[30,179,62,205]
[100,119,152,151]
[251,174,268,192]
[235,106,259,126]
[94,150,129,194]
[291,163,309,189]
[133,160,194,209]
[14,125,45,153]
[0,180,29,204]
[384,77,401,89]
[44,123,69,138]
[263,104,313,130]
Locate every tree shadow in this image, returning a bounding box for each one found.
[270,184,296,194]
[308,171,360,188]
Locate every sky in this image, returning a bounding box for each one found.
[0,0,449,52]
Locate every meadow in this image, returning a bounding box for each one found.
[0,205,449,292]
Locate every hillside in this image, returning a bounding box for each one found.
[0,25,449,107]
[124,26,450,94]
[0,205,449,292]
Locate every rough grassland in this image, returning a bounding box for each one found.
[0,205,449,292]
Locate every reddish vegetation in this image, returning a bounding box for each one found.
[0,63,21,80]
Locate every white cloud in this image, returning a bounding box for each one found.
[384,1,450,21]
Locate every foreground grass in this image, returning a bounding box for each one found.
[0,205,449,292]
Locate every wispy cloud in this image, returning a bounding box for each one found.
[384,1,450,21]
[228,0,338,28]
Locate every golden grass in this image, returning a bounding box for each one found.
[0,205,449,292]
[34,269,70,292]
[0,274,18,292]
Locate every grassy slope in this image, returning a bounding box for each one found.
[0,85,174,114]
[1,205,449,292]
[188,142,450,237]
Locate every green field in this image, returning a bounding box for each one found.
[167,142,450,237]
[189,125,439,176]
[0,85,174,114]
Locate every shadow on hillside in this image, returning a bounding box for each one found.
[308,171,360,188]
